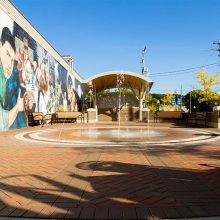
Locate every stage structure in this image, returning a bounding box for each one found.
[84,71,153,122]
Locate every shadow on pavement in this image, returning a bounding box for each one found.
[0,159,220,219]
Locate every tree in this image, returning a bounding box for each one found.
[184,90,209,112]
[196,69,220,110]
[197,69,220,90]
[163,90,174,106]
[184,69,220,112]
[147,95,158,112]
[161,90,175,111]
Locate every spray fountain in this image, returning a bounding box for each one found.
[50,72,167,144]
[116,72,125,130]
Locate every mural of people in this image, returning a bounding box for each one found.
[23,90,35,113]
[75,78,82,111]
[36,60,49,114]
[47,57,56,113]
[17,37,30,88]
[0,8,82,131]
[62,92,68,111]
[67,74,77,112]
[0,27,24,130]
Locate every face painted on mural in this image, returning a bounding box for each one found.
[0,40,15,79]
[23,91,35,112]
[21,59,32,84]
[16,37,33,86]
[37,62,49,93]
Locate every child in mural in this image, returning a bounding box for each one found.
[0,27,24,130]
[23,91,35,113]
[17,37,29,86]
[36,60,49,114]
[17,37,37,99]
[12,36,37,124]
[67,75,77,112]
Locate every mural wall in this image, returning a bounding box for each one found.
[0,9,81,131]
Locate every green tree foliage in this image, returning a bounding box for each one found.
[184,90,207,112]
[161,90,176,111]
[147,95,158,112]
[163,90,175,106]
[146,92,181,112]
[196,69,220,110]
[184,69,220,112]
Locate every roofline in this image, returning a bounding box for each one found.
[84,70,154,84]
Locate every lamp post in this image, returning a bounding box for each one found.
[157,100,160,111]
[189,91,192,113]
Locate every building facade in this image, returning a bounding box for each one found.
[0,0,84,131]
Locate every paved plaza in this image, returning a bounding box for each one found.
[0,122,219,219]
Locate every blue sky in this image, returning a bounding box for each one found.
[12,0,220,94]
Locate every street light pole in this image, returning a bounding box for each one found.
[141,46,146,75]
[141,46,149,76]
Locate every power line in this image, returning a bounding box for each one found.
[150,63,218,77]
[213,41,220,58]
[150,63,218,76]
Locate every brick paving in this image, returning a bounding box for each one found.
[0,122,219,219]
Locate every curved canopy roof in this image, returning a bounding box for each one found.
[84,70,154,94]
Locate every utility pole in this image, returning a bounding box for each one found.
[213,41,220,58]
[140,46,150,121]
[141,46,148,76]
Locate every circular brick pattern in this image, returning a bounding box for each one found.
[15,126,220,147]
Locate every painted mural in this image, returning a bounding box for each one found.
[0,9,81,131]
[75,78,83,111]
